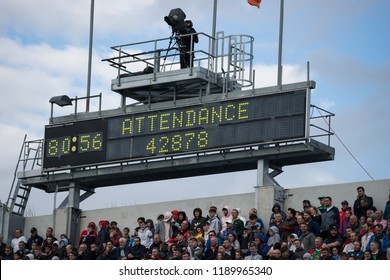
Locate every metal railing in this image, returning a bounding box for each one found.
[102,32,254,91]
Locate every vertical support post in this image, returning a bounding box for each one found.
[66,182,81,245]
[211,0,218,70]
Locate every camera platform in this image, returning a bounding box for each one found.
[103,31,254,105]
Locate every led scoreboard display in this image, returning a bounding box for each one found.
[43,90,308,169]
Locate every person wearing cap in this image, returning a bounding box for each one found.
[320,196,340,240]
[317,196,327,214]
[322,225,343,253]
[339,200,353,226]
[303,252,312,260]
[27,227,43,251]
[220,218,235,240]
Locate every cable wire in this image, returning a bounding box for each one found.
[315,107,375,181]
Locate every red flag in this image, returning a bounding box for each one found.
[248,0,261,8]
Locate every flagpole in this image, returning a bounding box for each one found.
[277,0,284,87]
[86,0,94,112]
[212,0,217,58]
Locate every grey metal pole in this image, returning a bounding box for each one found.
[86,0,94,112]
[277,0,284,87]
[212,0,217,57]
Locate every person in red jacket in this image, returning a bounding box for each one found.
[78,221,98,251]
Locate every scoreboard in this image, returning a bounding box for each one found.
[43,89,308,169]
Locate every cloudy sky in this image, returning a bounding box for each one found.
[0,0,389,216]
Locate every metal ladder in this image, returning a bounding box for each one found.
[6,135,43,216]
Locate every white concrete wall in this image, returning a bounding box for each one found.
[284,179,390,213]
[22,179,390,241]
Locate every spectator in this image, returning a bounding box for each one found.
[89,243,99,260]
[347,240,363,260]
[222,239,236,259]
[204,236,219,260]
[179,220,190,239]
[331,247,341,260]
[220,206,232,235]
[0,234,6,258]
[116,237,130,260]
[386,247,390,260]
[339,200,353,226]
[138,221,153,249]
[353,186,374,219]
[244,241,262,260]
[309,206,322,226]
[342,231,358,254]
[360,222,374,252]
[231,208,244,244]
[146,219,155,236]
[208,208,222,236]
[384,191,390,220]
[267,226,281,248]
[302,200,312,214]
[323,225,343,253]
[227,233,240,251]
[3,245,14,260]
[177,211,188,226]
[155,211,173,245]
[41,227,57,250]
[363,250,373,260]
[109,221,122,247]
[98,220,109,251]
[11,229,27,253]
[309,237,323,260]
[292,239,305,260]
[98,240,117,260]
[320,196,340,239]
[366,224,389,253]
[77,243,90,260]
[303,211,320,236]
[281,208,298,242]
[190,208,207,231]
[248,208,265,233]
[320,247,332,260]
[317,196,327,214]
[128,236,147,260]
[369,240,386,260]
[78,221,98,250]
[349,214,361,235]
[253,233,269,259]
[269,212,284,234]
[269,203,286,225]
[27,227,43,250]
[373,210,388,229]
[339,210,352,238]
[299,223,316,253]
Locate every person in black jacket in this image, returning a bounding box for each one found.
[353,186,374,219]
[179,20,199,68]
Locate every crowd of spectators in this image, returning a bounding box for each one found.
[1,186,389,260]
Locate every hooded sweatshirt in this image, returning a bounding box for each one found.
[190,208,207,231]
[221,206,232,233]
[267,226,281,247]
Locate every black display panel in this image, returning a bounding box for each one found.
[43,90,308,169]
